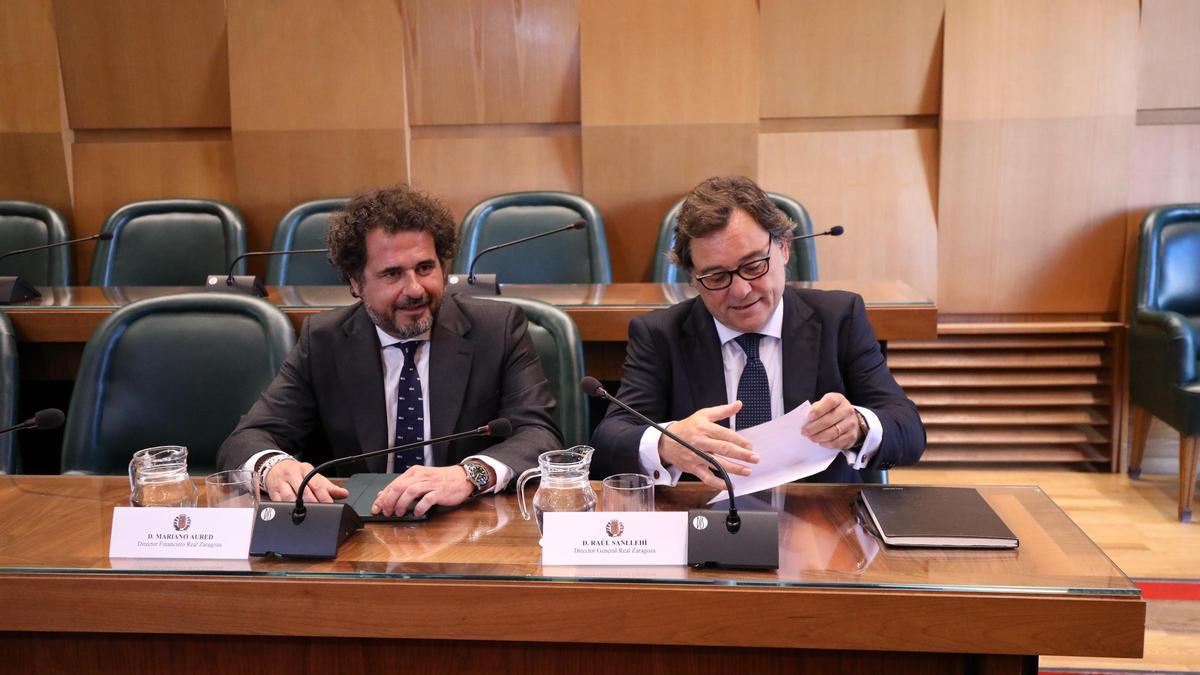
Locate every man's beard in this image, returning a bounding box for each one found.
[366,295,440,339]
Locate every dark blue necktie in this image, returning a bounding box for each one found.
[734,333,771,430]
[393,341,425,472]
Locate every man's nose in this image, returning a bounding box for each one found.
[729,273,753,297]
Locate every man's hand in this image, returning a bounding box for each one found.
[264,458,349,503]
[657,401,759,489]
[803,392,862,450]
[371,465,475,517]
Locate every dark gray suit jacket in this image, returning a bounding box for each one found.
[590,287,924,483]
[217,293,562,484]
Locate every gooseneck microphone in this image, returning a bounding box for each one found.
[580,377,740,528]
[0,408,65,436]
[250,418,512,558]
[448,220,587,297]
[792,225,844,242]
[581,376,779,570]
[0,233,115,304]
[205,248,331,298]
[292,418,512,524]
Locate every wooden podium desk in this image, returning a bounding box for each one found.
[0,477,1142,674]
[0,281,935,380]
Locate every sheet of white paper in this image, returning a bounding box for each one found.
[707,401,842,504]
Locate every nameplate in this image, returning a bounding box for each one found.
[109,507,254,559]
[541,512,687,565]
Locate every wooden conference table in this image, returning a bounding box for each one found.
[0,477,1143,674]
[1,281,934,380]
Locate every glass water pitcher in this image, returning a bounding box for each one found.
[517,446,598,532]
[128,445,199,507]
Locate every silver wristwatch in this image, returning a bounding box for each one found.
[461,460,491,495]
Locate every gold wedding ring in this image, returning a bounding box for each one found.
[835,422,843,435]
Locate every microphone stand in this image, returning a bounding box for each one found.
[205,248,330,298]
[0,232,114,304]
[250,421,507,558]
[583,378,778,569]
[447,220,586,297]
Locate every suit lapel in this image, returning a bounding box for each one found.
[781,288,820,411]
[681,299,729,420]
[428,294,473,465]
[336,305,389,471]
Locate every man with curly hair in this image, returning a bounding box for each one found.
[218,184,561,516]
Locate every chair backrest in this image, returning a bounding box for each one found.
[60,293,296,475]
[0,201,73,286]
[266,198,347,286]
[1137,204,1200,317]
[452,192,612,284]
[0,314,17,474]
[89,199,248,286]
[486,296,587,447]
[652,192,818,283]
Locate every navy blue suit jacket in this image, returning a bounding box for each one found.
[590,287,925,483]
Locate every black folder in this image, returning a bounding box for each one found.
[857,486,1018,549]
[336,473,433,523]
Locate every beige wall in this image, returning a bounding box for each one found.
[1,0,1197,311]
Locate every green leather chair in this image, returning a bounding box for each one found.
[0,313,18,474]
[653,192,818,283]
[89,199,248,286]
[265,198,346,286]
[1129,204,1200,521]
[452,192,612,284]
[487,296,586,447]
[0,201,73,286]
[60,293,295,475]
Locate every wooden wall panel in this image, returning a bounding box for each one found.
[232,131,408,252]
[938,0,1139,314]
[759,0,944,119]
[580,0,759,281]
[1130,125,1200,211]
[1137,0,1200,111]
[580,0,758,126]
[52,0,230,129]
[582,124,757,282]
[70,136,238,280]
[409,130,582,221]
[227,0,405,132]
[0,0,72,217]
[758,129,939,300]
[227,0,409,254]
[402,0,580,126]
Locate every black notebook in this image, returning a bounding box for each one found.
[857,486,1018,549]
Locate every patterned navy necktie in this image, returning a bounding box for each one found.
[733,333,771,430]
[392,341,425,472]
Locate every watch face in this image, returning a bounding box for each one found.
[465,462,488,488]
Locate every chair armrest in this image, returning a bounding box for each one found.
[1132,308,1198,385]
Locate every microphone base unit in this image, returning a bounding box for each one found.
[686,509,779,570]
[205,274,268,298]
[250,501,362,558]
[0,276,42,304]
[446,273,500,296]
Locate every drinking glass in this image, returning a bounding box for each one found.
[601,473,655,512]
[204,469,259,509]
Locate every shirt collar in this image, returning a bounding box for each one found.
[374,325,429,349]
[713,298,784,346]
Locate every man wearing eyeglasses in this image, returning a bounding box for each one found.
[590,175,924,488]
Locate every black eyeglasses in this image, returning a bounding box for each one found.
[692,238,773,291]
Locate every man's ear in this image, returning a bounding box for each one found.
[779,237,791,263]
[348,275,362,299]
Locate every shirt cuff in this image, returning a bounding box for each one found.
[638,424,683,487]
[466,455,513,494]
[843,406,883,470]
[242,449,288,473]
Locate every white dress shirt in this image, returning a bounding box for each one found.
[637,300,883,486]
[244,325,513,493]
